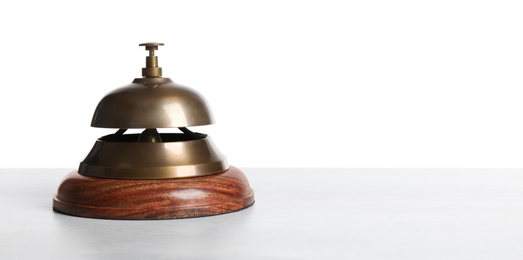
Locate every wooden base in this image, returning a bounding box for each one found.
[53,166,254,220]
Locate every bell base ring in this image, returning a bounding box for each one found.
[53,166,254,220]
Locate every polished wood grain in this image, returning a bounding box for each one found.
[53,166,254,220]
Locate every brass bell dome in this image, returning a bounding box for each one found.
[78,42,228,179]
[92,43,213,128]
[91,78,214,128]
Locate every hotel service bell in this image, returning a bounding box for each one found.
[53,43,254,219]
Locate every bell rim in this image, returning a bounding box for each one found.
[78,136,229,179]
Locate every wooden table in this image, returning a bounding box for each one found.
[2,168,523,259]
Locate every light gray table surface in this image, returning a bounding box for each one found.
[2,168,523,259]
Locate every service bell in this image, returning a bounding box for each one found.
[53,43,254,219]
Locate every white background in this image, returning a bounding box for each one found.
[1,0,523,168]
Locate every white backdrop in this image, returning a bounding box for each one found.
[1,0,523,168]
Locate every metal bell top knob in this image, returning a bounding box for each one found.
[140,42,164,78]
[140,42,164,51]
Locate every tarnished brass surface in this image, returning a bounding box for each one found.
[91,78,214,128]
[79,135,229,179]
[142,67,162,77]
